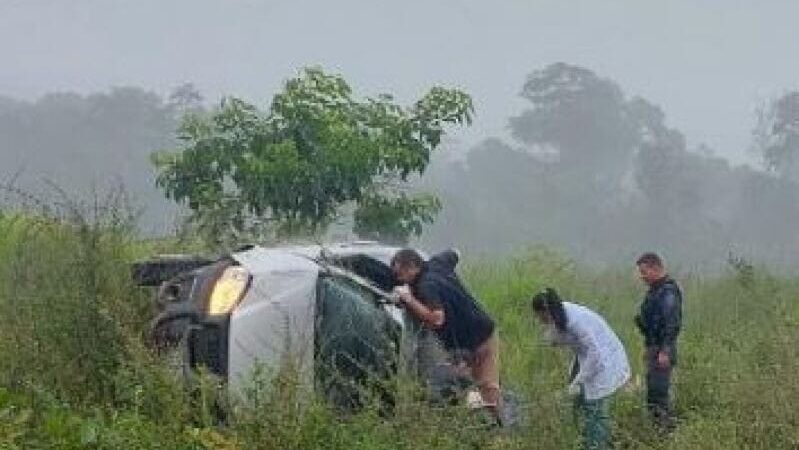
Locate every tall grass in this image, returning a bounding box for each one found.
[0,209,798,449]
[464,250,799,449]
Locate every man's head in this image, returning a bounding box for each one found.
[391,248,425,284]
[636,252,666,285]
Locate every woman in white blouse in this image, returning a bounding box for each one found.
[532,288,630,450]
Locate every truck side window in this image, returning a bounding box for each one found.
[315,276,400,412]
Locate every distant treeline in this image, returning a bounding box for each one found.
[0,85,185,233]
[419,64,799,269]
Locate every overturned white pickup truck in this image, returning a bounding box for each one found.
[134,243,457,407]
[133,242,520,423]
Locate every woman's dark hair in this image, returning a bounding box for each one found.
[531,287,568,332]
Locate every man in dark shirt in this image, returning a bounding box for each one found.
[635,252,683,431]
[391,248,501,416]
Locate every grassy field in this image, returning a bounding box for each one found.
[1,213,798,449]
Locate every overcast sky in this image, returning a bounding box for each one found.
[2,0,798,164]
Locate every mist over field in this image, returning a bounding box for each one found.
[2,3,799,448]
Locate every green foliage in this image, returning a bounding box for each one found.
[154,67,472,246]
[353,193,441,244]
[464,251,799,449]
[2,208,799,448]
[510,62,635,175]
[0,213,142,405]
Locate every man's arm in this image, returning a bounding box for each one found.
[570,322,602,390]
[395,284,445,329]
[656,288,681,366]
[401,293,445,329]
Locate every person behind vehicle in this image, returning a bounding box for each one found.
[390,248,501,419]
[531,288,630,450]
[635,252,682,431]
[426,248,460,276]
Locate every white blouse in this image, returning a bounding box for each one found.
[547,302,631,400]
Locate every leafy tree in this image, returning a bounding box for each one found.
[629,97,692,210]
[352,193,441,245]
[753,91,799,180]
[153,67,472,245]
[509,62,637,182]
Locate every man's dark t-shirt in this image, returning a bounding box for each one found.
[411,253,495,352]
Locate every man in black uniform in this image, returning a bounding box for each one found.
[391,249,501,416]
[635,252,683,431]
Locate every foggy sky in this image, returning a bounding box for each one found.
[2,0,798,164]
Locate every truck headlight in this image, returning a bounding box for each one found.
[208,266,251,316]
